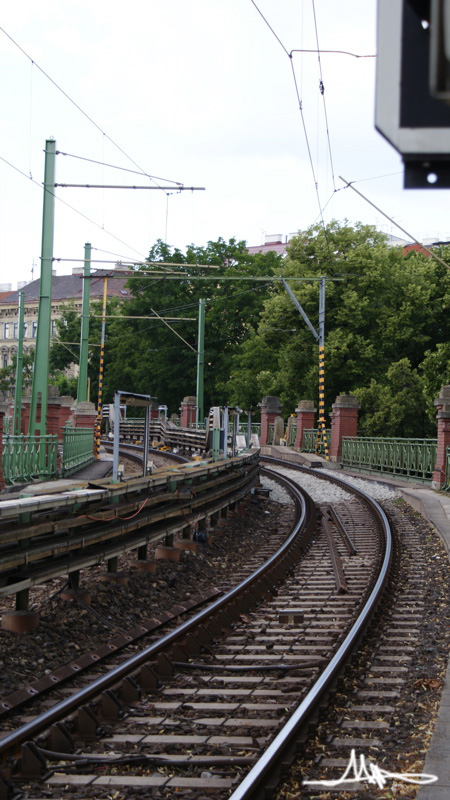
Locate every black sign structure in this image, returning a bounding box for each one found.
[376,0,450,187]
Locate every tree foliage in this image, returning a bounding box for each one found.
[225,221,450,436]
[102,238,282,413]
[33,224,450,438]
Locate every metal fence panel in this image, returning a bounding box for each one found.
[342,436,437,482]
[2,434,58,484]
[62,427,95,476]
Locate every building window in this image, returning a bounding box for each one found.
[31,321,37,338]
[3,323,10,340]
[23,321,29,338]
[2,352,8,368]
[13,322,19,339]
[51,320,57,337]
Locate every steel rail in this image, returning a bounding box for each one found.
[229,457,393,800]
[0,468,312,759]
[101,439,190,465]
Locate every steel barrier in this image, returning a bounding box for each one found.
[341,436,437,482]
[2,434,58,484]
[302,428,332,454]
[62,426,95,476]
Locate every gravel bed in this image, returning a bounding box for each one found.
[266,464,398,504]
[260,476,294,505]
[322,468,398,500]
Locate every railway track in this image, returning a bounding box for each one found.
[0,459,394,799]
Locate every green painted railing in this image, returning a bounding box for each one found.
[286,419,298,446]
[302,428,332,454]
[62,426,95,476]
[341,436,437,482]
[445,446,450,490]
[2,434,58,484]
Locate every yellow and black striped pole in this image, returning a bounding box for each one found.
[316,343,329,458]
[95,277,108,459]
[315,277,329,459]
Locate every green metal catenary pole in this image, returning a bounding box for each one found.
[29,139,56,444]
[77,243,91,402]
[13,291,25,435]
[196,298,205,426]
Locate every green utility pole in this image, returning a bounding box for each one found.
[196,298,205,427]
[29,139,56,445]
[77,243,91,402]
[13,291,25,436]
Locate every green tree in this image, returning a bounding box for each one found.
[0,351,34,400]
[102,238,282,413]
[225,220,450,436]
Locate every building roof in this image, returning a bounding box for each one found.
[0,270,131,305]
[0,291,14,302]
[247,241,288,256]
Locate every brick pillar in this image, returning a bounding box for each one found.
[0,402,8,490]
[329,394,360,462]
[58,396,75,435]
[180,396,197,427]
[21,396,31,435]
[432,385,450,489]
[294,400,316,450]
[148,401,159,421]
[258,396,282,446]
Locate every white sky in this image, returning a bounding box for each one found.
[1,0,449,289]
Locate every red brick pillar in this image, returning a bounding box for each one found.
[432,385,450,488]
[58,396,75,436]
[0,402,8,490]
[294,400,316,450]
[259,396,282,446]
[180,396,197,427]
[21,397,31,434]
[329,394,360,462]
[149,401,160,421]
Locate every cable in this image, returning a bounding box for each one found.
[0,150,147,259]
[339,175,450,272]
[56,150,183,186]
[249,1,335,273]
[0,26,183,191]
[290,49,376,59]
[249,0,290,57]
[311,0,336,191]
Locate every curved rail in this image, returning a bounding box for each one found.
[229,456,393,800]
[0,468,314,759]
[101,439,190,465]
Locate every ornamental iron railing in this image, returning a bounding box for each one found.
[62,426,95,476]
[443,446,450,491]
[302,428,332,454]
[341,436,437,482]
[287,419,298,446]
[2,434,58,485]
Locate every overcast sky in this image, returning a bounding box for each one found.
[1,0,449,289]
